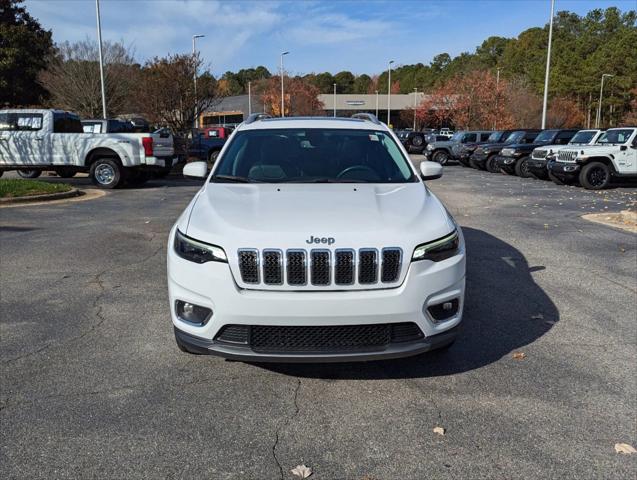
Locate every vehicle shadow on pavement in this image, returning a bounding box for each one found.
[255,227,559,379]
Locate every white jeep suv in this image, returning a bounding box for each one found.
[167,114,465,362]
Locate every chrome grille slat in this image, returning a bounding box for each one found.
[557,150,577,162]
[358,249,379,284]
[381,248,402,283]
[310,250,331,286]
[262,249,283,285]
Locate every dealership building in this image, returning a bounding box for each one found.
[200,93,432,128]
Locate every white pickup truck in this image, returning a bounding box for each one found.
[0,109,175,188]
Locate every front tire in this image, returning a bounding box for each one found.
[515,156,533,178]
[433,150,449,165]
[17,169,41,179]
[411,135,424,148]
[485,155,499,173]
[90,158,124,189]
[580,162,611,190]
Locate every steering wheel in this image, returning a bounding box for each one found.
[336,165,381,181]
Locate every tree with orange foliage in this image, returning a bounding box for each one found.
[260,76,324,117]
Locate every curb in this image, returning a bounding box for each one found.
[0,188,82,204]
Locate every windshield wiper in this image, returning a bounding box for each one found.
[297,178,365,183]
[211,174,257,183]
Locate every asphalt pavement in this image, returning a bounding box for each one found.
[1,161,636,479]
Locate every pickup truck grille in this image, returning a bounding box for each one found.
[532,149,548,160]
[557,150,578,163]
[237,248,403,288]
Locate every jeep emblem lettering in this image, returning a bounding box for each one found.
[305,236,335,245]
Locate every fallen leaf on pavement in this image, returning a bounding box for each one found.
[512,352,526,360]
[615,443,636,455]
[291,464,313,478]
[433,426,446,435]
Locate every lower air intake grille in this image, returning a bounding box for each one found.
[244,322,423,353]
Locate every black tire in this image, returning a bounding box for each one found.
[89,158,124,189]
[548,171,567,185]
[411,135,424,147]
[580,161,611,190]
[457,157,470,167]
[433,150,449,165]
[0,171,3,178]
[17,169,41,179]
[208,150,220,167]
[485,155,500,173]
[515,156,533,178]
[54,167,76,178]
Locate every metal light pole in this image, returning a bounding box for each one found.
[595,74,613,128]
[248,81,252,115]
[192,34,205,129]
[387,60,394,126]
[413,88,417,130]
[333,83,337,117]
[280,51,289,117]
[375,90,379,117]
[494,67,502,130]
[95,0,107,119]
[541,0,555,129]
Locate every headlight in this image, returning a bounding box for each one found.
[412,229,459,262]
[174,229,227,263]
[501,148,514,156]
[426,144,433,150]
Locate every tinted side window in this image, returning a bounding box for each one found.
[463,133,477,142]
[556,131,575,144]
[480,133,491,141]
[54,113,83,133]
[524,132,539,143]
[0,113,43,131]
[0,113,11,131]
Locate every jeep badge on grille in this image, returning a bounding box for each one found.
[306,236,335,245]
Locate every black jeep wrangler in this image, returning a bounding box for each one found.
[470,130,540,172]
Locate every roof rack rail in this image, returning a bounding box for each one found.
[244,113,272,124]
[351,113,381,125]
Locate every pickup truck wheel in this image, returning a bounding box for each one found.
[208,150,220,166]
[17,169,41,179]
[580,162,610,190]
[54,167,76,178]
[433,150,449,165]
[485,155,499,173]
[515,156,533,178]
[90,158,123,189]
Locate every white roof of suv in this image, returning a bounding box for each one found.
[237,115,390,132]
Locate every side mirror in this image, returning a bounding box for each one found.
[183,161,208,179]
[620,145,627,151]
[420,161,443,180]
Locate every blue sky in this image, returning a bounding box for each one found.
[27,0,635,76]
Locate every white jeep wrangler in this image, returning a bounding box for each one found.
[167,114,465,362]
[547,127,637,189]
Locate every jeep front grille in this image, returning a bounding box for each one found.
[557,150,578,163]
[237,248,402,288]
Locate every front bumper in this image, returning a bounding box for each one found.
[495,155,518,172]
[167,227,466,362]
[527,158,548,173]
[548,160,580,179]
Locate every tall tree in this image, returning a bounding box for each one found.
[0,0,53,106]
[39,39,139,118]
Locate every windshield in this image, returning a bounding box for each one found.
[506,131,525,144]
[535,130,558,143]
[487,131,508,142]
[211,128,417,184]
[597,129,634,144]
[569,131,596,144]
[450,131,464,141]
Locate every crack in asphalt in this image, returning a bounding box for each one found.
[272,378,302,480]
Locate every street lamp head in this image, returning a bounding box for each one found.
[603,74,614,78]
[193,34,205,39]
[281,51,289,56]
[389,60,395,65]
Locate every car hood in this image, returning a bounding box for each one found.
[430,140,456,148]
[183,182,455,251]
[506,141,550,151]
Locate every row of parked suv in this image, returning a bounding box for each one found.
[422,127,637,190]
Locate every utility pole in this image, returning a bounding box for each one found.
[494,67,501,130]
[541,0,555,129]
[375,90,379,117]
[595,74,613,128]
[333,83,337,117]
[387,60,394,126]
[280,51,289,117]
[413,88,417,130]
[95,0,107,119]
[248,81,252,115]
[192,34,205,129]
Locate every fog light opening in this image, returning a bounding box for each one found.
[427,298,460,323]
[176,300,212,325]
